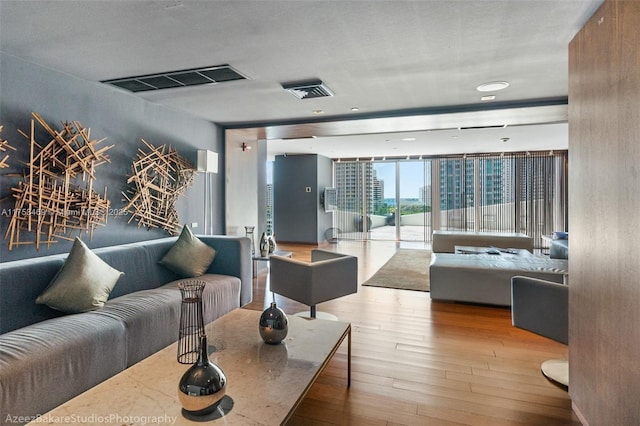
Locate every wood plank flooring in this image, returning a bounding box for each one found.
[244,240,578,425]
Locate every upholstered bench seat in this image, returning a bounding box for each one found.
[429,252,567,306]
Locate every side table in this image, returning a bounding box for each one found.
[252,250,293,277]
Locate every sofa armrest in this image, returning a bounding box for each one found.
[199,236,252,306]
[511,276,568,344]
[308,255,358,304]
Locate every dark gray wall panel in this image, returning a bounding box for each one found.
[0,53,223,262]
[316,155,334,243]
[273,154,333,244]
[273,154,318,243]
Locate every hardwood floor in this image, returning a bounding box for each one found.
[245,240,578,425]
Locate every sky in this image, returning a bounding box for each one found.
[374,161,430,199]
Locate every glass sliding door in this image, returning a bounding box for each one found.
[369,162,396,240]
[398,160,431,241]
[333,161,368,240]
[330,151,567,249]
[334,159,433,242]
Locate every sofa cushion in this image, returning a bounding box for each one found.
[159,226,216,278]
[550,239,569,259]
[162,274,242,324]
[36,238,124,313]
[0,256,66,334]
[92,274,240,367]
[97,241,166,299]
[0,313,127,421]
[92,288,183,366]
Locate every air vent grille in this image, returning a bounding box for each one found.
[282,80,334,99]
[102,65,248,93]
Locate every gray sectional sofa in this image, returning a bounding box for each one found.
[0,235,251,425]
[430,252,568,306]
[429,230,567,306]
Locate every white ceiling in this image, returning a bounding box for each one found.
[267,121,568,161]
[0,0,603,157]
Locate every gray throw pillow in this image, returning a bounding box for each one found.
[36,237,124,313]
[159,225,216,277]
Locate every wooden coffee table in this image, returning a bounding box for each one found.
[28,309,351,425]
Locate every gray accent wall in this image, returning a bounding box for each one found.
[273,154,333,244]
[0,53,224,262]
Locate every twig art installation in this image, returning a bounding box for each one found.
[122,139,195,235]
[4,113,113,250]
[0,125,17,168]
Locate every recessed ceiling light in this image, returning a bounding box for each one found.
[476,81,510,92]
[313,109,324,115]
[481,95,496,101]
[402,137,417,141]
[351,107,360,112]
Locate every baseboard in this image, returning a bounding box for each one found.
[572,402,589,425]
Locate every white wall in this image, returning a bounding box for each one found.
[224,129,260,237]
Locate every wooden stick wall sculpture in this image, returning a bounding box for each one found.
[122,139,195,235]
[4,113,113,250]
[0,125,17,168]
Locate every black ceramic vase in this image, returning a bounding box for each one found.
[178,335,227,416]
[259,302,288,344]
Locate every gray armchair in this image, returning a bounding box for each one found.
[511,276,568,344]
[269,249,358,318]
[511,275,569,388]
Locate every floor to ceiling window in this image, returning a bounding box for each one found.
[331,150,567,248]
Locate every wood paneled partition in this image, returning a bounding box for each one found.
[568,0,640,423]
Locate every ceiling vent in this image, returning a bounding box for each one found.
[101,64,248,93]
[282,80,334,100]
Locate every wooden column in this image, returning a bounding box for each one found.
[568,0,640,423]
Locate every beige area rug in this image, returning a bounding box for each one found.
[363,249,432,292]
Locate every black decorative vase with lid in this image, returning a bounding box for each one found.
[178,335,227,416]
[259,302,289,344]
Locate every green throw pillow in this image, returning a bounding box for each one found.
[36,237,124,313]
[159,225,216,277]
